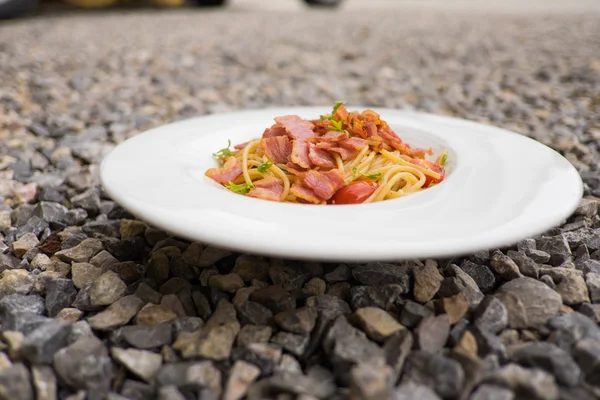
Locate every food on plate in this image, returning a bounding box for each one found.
[206,102,448,204]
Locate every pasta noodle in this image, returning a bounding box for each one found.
[205,103,448,205]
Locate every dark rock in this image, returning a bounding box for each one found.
[274,307,317,334]
[231,255,270,282]
[106,237,146,262]
[470,324,507,360]
[383,329,413,383]
[271,332,309,357]
[473,296,508,334]
[17,216,49,239]
[173,316,204,334]
[88,295,145,330]
[0,294,45,319]
[134,282,162,304]
[399,300,433,329]
[269,261,310,291]
[496,277,562,328]
[324,264,352,283]
[237,325,272,347]
[55,238,103,263]
[120,323,174,349]
[192,291,211,320]
[20,320,72,364]
[1,311,50,335]
[579,302,600,322]
[585,274,600,304]
[70,189,101,215]
[448,318,471,347]
[0,363,34,400]
[352,262,410,290]
[322,316,384,383]
[402,351,465,400]
[232,343,282,376]
[53,336,112,397]
[536,235,571,266]
[507,250,539,279]
[563,228,600,251]
[573,339,600,385]
[490,250,522,281]
[45,278,77,317]
[350,284,405,310]
[306,294,352,321]
[460,260,496,293]
[64,209,88,226]
[31,202,68,226]
[445,264,485,308]
[249,286,296,314]
[394,381,441,400]
[510,341,581,386]
[548,312,600,350]
[469,384,515,400]
[37,187,65,204]
[483,364,558,400]
[120,379,154,400]
[581,260,600,274]
[155,361,222,395]
[236,301,273,326]
[81,220,121,238]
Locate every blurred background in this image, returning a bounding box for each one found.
[1,1,600,400]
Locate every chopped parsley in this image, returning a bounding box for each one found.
[331,100,346,116]
[225,181,253,195]
[257,159,273,173]
[212,140,233,159]
[364,172,382,180]
[329,119,345,132]
[353,168,382,181]
[440,154,448,167]
[427,182,436,188]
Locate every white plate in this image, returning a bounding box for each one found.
[100,107,582,262]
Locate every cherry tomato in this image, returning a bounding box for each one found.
[411,159,445,187]
[330,181,378,205]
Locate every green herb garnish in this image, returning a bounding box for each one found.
[331,101,346,117]
[257,159,273,173]
[329,119,345,132]
[212,140,233,159]
[352,167,358,177]
[364,172,382,180]
[427,182,436,188]
[225,181,254,195]
[440,154,448,167]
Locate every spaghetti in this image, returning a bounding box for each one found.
[206,102,448,204]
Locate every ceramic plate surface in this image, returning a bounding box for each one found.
[100,107,582,262]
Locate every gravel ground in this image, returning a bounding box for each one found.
[1,3,600,400]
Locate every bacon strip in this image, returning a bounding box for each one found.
[316,143,357,160]
[303,169,345,200]
[291,140,312,169]
[290,183,321,204]
[317,131,349,142]
[308,143,336,169]
[262,136,292,164]
[340,137,368,151]
[275,115,315,140]
[262,125,288,138]
[247,177,284,202]
[205,157,243,184]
